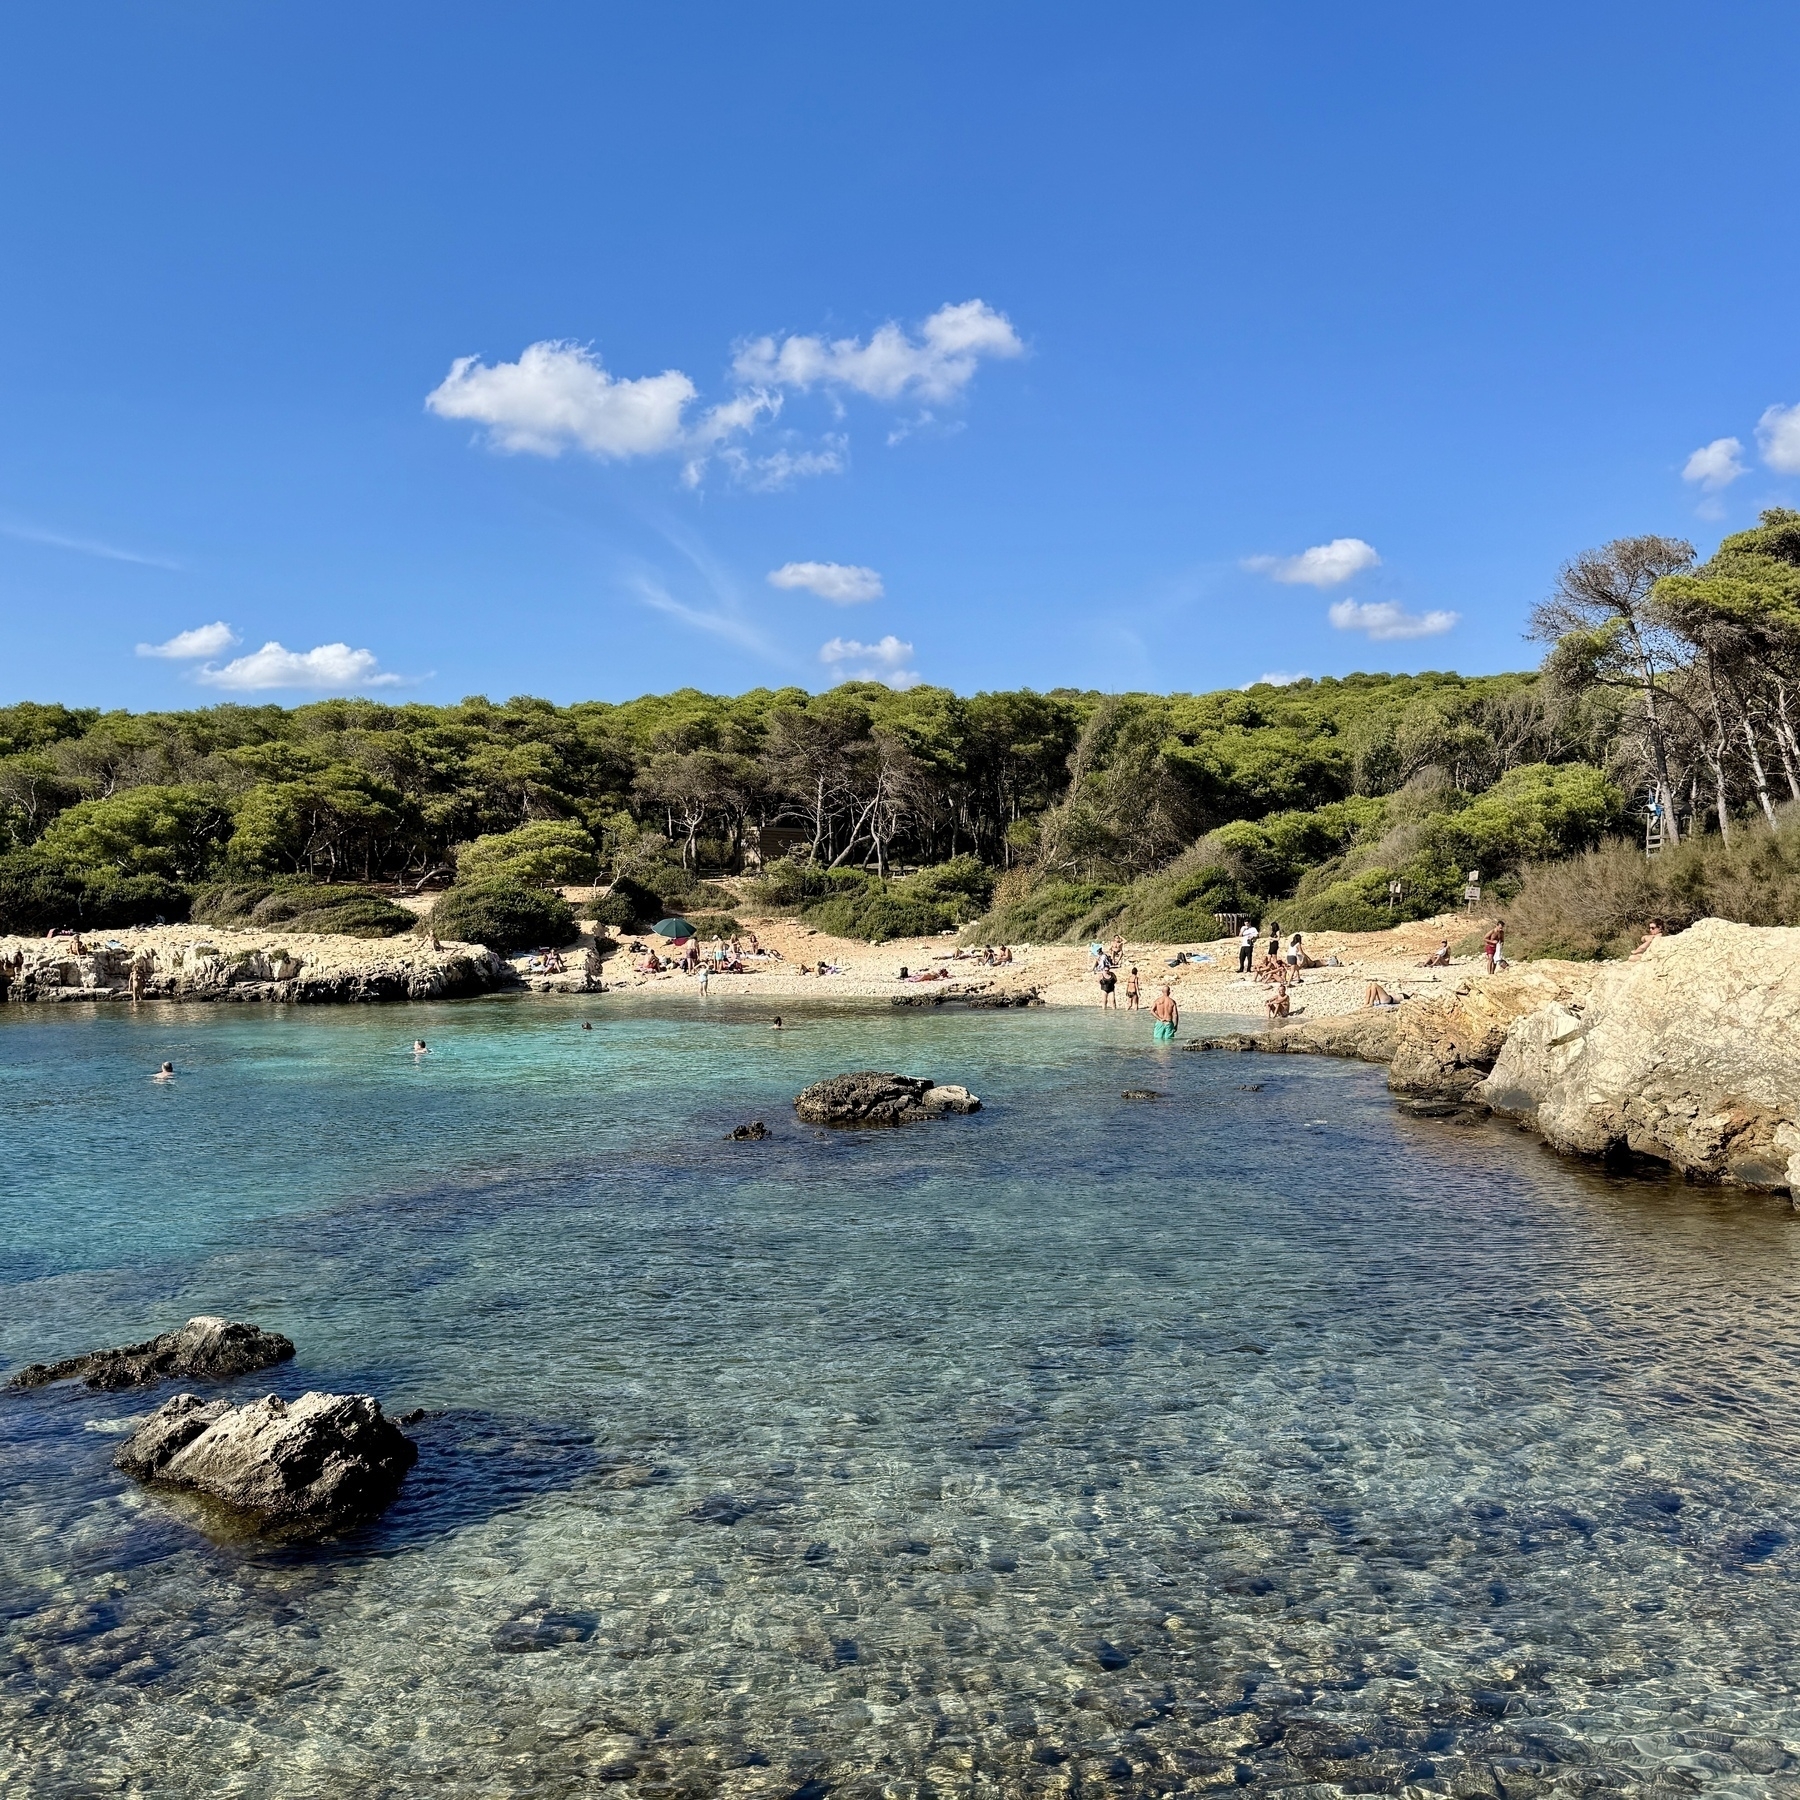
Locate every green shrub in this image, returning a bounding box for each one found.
[190,880,415,938]
[581,875,662,930]
[687,880,739,910]
[749,855,833,909]
[806,889,948,942]
[454,819,598,887]
[426,879,575,953]
[684,912,742,937]
[963,880,1125,944]
[0,855,188,934]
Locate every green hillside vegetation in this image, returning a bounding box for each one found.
[3,514,1798,954]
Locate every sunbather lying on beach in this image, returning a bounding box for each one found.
[1364,982,1402,1007]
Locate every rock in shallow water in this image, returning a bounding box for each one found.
[793,1071,981,1126]
[7,1315,296,1392]
[115,1390,417,1531]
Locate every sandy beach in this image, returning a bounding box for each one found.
[591,905,1487,1020]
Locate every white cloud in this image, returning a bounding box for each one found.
[768,561,884,604]
[819,634,919,688]
[4,519,184,570]
[1243,670,1309,689]
[1244,538,1381,588]
[1328,599,1459,642]
[1758,403,1800,476]
[636,580,784,662]
[733,300,1023,405]
[194,641,403,691]
[716,442,846,491]
[1682,436,1747,493]
[136,621,239,659]
[425,340,697,458]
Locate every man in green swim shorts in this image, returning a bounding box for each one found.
[1151,984,1179,1042]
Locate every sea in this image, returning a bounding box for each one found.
[3,995,1798,1797]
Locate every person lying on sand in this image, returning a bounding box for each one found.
[1364,982,1403,1008]
[1418,941,1452,967]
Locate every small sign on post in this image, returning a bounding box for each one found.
[1463,869,1482,907]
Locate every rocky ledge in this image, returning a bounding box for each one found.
[1190,918,1800,1198]
[116,1390,418,1533]
[0,925,508,1004]
[8,1315,295,1392]
[1481,918,1800,1193]
[794,1071,982,1126]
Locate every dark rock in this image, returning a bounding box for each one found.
[1120,1089,1162,1101]
[689,1492,756,1525]
[725,1120,770,1140]
[1238,1083,1264,1091]
[490,1606,598,1653]
[793,1071,981,1126]
[398,1407,430,1426]
[7,1315,296,1392]
[115,1390,417,1532]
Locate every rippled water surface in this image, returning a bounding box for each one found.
[5,995,1800,1797]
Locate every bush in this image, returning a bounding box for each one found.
[454,820,598,887]
[683,912,742,937]
[426,879,576,953]
[0,854,188,934]
[749,855,833,909]
[687,880,739,910]
[190,880,415,938]
[805,889,948,942]
[581,875,662,930]
[1504,812,1800,960]
[963,879,1125,944]
[1103,855,1248,943]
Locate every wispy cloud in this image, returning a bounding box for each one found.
[768,561,884,603]
[636,578,785,662]
[194,641,406,691]
[1328,599,1458,642]
[3,519,183,571]
[136,621,239,659]
[820,634,919,688]
[1759,403,1800,476]
[1244,538,1381,588]
[733,300,1023,405]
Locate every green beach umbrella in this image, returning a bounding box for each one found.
[653,917,696,938]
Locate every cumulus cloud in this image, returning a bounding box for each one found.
[1682,437,1747,493]
[1244,538,1381,588]
[768,561,884,604]
[194,641,404,691]
[1328,599,1458,642]
[1243,670,1309,689]
[136,621,239,659]
[1758,403,1800,475]
[819,634,919,688]
[733,300,1023,404]
[425,340,698,458]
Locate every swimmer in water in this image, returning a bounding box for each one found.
[771,1016,784,1029]
[413,1039,428,1055]
[582,1021,592,1030]
[152,1061,175,1082]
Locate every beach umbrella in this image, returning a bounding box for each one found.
[653,917,696,939]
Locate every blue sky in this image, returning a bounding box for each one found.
[3,4,1797,709]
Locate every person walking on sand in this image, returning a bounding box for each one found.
[1125,965,1141,1009]
[1483,920,1506,974]
[1237,919,1258,973]
[1151,984,1179,1042]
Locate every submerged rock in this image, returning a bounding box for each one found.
[115,1390,418,1530]
[793,1071,982,1126]
[1120,1089,1162,1101]
[7,1315,296,1392]
[726,1120,770,1141]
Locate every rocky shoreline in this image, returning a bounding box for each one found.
[0,926,509,1004]
[1191,918,1800,1200]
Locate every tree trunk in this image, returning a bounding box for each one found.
[1742,720,1780,827]
[1776,683,1800,803]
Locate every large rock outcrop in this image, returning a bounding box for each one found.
[7,1316,295,1392]
[794,1071,982,1126]
[1187,1010,1404,1065]
[116,1390,418,1531]
[1386,962,1598,1100]
[1480,919,1800,1192]
[0,926,508,1004]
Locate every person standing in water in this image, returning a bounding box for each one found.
[1097,956,1118,1009]
[1125,965,1141,1009]
[1151,985,1180,1042]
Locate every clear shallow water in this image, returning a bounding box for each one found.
[4,997,1800,1798]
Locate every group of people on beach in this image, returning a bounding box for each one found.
[1089,941,1179,1039]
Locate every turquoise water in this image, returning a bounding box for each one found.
[4,996,1800,1797]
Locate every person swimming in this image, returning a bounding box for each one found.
[152,1061,175,1082]
[413,1039,429,1055]
[771,1016,784,1029]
